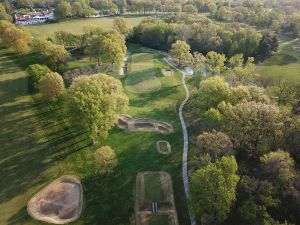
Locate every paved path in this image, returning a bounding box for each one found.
[164,58,197,225]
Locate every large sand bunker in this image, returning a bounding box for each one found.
[27,175,83,224]
[135,172,179,225]
[117,115,173,134]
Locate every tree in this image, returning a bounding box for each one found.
[32,38,70,71]
[196,130,234,161]
[218,101,285,158]
[260,150,295,184]
[237,176,280,225]
[95,146,118,175]
[183,4,198,14]
[72,0,95,17]
[113,17,129,35]
[169,40,192,67]
[54,1,72,19]
[256,32,279,61]
[0,3,12,21]
[85,29,126,67]
[205,51,226,76]
[38,72,65,101]
[231,85,270,105]
[225,54,257,86]
[27,64,51,90]
[193,77,232,111]
[190,156,240,223]
[66,74,128,143]
[0,20,31,54]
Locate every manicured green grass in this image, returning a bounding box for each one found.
[25,16,145,38]
[257,38,300,84]
[125,52,162,93]
[0,45,190,225]
[144,174,165,202]
[149,215,170,225]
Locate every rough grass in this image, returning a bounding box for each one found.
[257,38,300,84]
[0,45,190,225]
[149,215,170,225]
[25,16,145,38]
[144,174,165,202]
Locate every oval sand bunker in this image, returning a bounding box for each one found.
[27,175,83,224]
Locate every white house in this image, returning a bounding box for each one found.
[15,11,54,25]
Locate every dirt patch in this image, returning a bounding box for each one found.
[135,172,179,225]
[116,115,173,134]
[161,68,173,76]
[27,175,83,224]
[156,141,171,154]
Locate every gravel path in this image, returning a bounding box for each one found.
[164,58,197,225]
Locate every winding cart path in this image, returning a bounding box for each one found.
[164,58,197,225]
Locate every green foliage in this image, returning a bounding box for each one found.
[238,176,280,225]
[38,72,65,101]
[95,146,118,175]
[113,17,130,35]
[32,38,70,71]
[27,64,51,90]
[205,51,226,75]
[219,101,285,158]
[66,73,128,142]
[190,156,239,223]
[85,29,126,66]
[0,20,31,54]
[231,85,270,105]
[260,150,295,184]
[54,1,72,19]
[0,3,12,21]
[169,40,192,67]
[196,130,234,161]
[193,77,232,111]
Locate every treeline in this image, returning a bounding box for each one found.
[180,42,300,224]
[129,14,278,60]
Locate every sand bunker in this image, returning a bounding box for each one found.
[117,115,173,134]
[161,68,173,76]
[156,140,171,154]
[27,175,83,224]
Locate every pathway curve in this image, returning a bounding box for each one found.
[164,58,197,225]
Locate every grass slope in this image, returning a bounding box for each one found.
[257,38,300,84]
[0,45,190,225]
[25,16,145,38]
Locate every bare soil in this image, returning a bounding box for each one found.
[27,175,82,224]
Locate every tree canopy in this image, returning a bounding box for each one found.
[66,73,128,143]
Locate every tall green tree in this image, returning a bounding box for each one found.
[169,40,192,67]
[27,64,51,90]
[0,3,12,21]
[54,1,72,19]
[66,73,128,143]
[38,72,65,101]
[32,38,70,71]
[193,76,232,111]
[190,156,240,223]
[219,101,285,158]
[0,20,31,54]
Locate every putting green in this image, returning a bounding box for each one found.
[125,53,161,93]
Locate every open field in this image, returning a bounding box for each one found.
[0,44,189,225]
[25,16,145,38]
[257,38,300,84]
